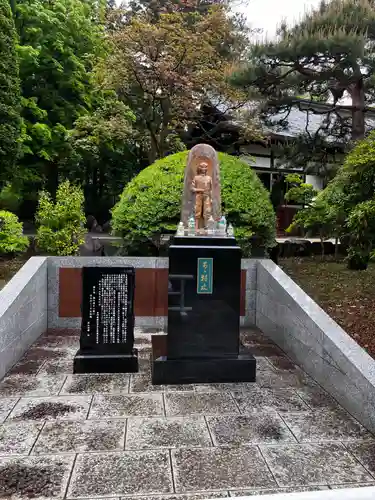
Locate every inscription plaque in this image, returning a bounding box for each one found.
[73,267,138,373]
[197,258,213,294]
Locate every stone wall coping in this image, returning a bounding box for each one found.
[47,256,258,270]
[0,256,47,316]
[230,487,375,500]
[47,256,169,268]
[258,259,375,386]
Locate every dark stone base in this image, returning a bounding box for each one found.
[152,354,256,385]
[73,349,139,374]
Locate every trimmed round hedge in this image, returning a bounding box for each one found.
[112,151,276,255]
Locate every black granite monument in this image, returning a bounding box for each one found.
[73,267,138,373]
[152,143,256,384]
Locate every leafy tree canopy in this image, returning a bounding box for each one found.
[231,0,375,177]
[62,95,139,219]
[14,0,107,197]
[0,0,21,184]
[108,7,248,164]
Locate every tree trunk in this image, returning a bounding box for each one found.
[351,79,365,141]
[148,141,158,165]
[334,236,339,261]
[320,233,325,259]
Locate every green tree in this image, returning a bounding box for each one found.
[112,151,276,255]
[232,0,375,174]
[36,180,86,256]
[313,130,375,268]
[63,96,139,219]
[0,0,21,184]
[109,7,248,163]
[284,174,317,206]
[14,0,106,198]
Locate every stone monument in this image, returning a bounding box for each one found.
[152,144,256,384]
[73,267,138,373]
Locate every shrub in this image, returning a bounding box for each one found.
[36,180,86,256]
[0,183,22,212]
[112,151,276,255]
[0,210,29,256]
[313,131,375,269]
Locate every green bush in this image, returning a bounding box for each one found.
[315,130,375,269]
[0,183,22,212]
[0,210,29,256]
[36,180,86,256]
[112,151,276,255]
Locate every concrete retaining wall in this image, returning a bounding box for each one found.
[0,257,48,379]
[256,259,375,433]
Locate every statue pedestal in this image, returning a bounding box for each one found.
[152,236,256,384]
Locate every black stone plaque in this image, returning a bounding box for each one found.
[73,267,138,373]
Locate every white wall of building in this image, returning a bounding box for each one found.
[306,174,324,191]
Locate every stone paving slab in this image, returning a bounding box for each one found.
[256,370,317,390]
[32,419,126,454]
[165,392,239,416]
[194,383,257,393]
[344,441,375,477]
[67,450,173,498]
[38,358,75,375]
[294,385,342,411]
[33,335,79,352]
[126,416,212,449]
[120,493,228,500]
[260,443,374,486]
[231,386,309,413]
[130,373,195,393]
[0,398,18,424]
[21,346,70,363]
[89,394,164,419]
[266,356,304,372]
[0,421,42,455]
[8,395,92,421]
[172,446,277,492]
[61,374,130,395]
[0,374,67,397]
[281,409,373,442]
[251,357,276,372]
[329,482,375,489]
[8,358,45,375]
[0,454,75,499]
[206,413,297,446]
[228,486,330,496]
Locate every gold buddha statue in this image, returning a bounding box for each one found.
[191,161,212,233]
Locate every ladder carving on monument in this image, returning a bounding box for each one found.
[168,274,194,315]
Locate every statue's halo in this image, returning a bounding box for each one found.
[180,144,221,225]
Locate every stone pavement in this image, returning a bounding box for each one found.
[0,328,375,499]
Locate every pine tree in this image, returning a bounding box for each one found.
[0,0,21,185]
[232,0,375,169]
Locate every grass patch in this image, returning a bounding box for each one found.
[279,258,375,359]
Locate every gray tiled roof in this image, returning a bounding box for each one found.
[266,108,375,139]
